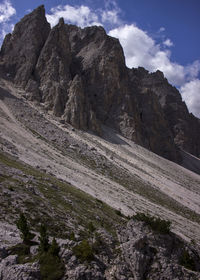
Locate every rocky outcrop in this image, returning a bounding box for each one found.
[0,255,40,280]
[33,17,72,114]
[64,75,101,134]
[0,5,50,87]
[136,68,200,158]
[1,220,200,280]
[0,5,199,164]
[117,219,200,280]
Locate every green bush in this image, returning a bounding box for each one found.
[39,253,65,280]
[16,213,34,243]
[73,239,94,262]
[134,212,171,234]
[180,250,196,271]
[48,238,60,256]
[8,243,32,264]
[39,224,50,253]
[9,243,30,256]
[39,236,65,280]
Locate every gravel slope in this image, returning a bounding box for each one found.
[0,79,200,243]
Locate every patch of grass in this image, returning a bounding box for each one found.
[134,212,171,234]
[8,243,34,264]
[9,243,30,256]
[0,151,125,239]
[73,239,94,263]
[180,250,196,271]
[88,222,95,233]
[92,232,106,254]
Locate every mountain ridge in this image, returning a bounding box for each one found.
[0,5,200,277]
[0,5,199,170]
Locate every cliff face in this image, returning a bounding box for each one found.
[137,68,200,158]
[0,5,199,164]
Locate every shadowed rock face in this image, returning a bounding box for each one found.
[137,68,200,158]
[0,5,199,164]
[0,5,50,87]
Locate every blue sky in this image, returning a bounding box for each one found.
[0,0,199,117]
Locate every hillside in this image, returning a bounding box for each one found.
[0,5,200,280]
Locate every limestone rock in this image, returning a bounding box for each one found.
[0,5,50,87]
[138,68,200,159]
[64,75,101,134]
[117,219,200,280]
[0,255,40,280]
[35,18,71,114]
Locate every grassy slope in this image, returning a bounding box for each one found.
[0,151,125,238]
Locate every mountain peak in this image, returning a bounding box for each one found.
[0,6,199,167]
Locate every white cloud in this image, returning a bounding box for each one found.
[0,0,15,43]
[101,0,121,26]
[180,79,200,118]
[46,5,102,28]
[101,9,121,25]
[0,0,16,23]
[46,1,122,29]
[108,24,200,87]
[0,22,14,39]
[158,27,165,32]
[163,38,173,47]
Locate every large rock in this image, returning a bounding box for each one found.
[0,255,40,280]
[137,68,200,158]
[34,18,72,114]
[117,219,200,280]
[0,5,50,87]
[64,75,101,134]
[66,24,178,161]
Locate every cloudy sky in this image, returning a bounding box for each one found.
[0,0,199,118]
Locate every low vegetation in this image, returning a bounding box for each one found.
[133,212,171,234]
[180,249,196,271]
[16,213,35,244]
[73,239,94,262]
[12,214,65,280]
[0,151,124,239]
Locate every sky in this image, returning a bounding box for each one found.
[0,0,199,118]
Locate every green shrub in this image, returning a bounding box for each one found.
[39,253,65,280]
[88,222,95,233]
[39,224,50,253]
[134,212,171,234]
[8,243,32,264]
[39,237,65,280]
[180,250,196,271]
[9,243,30,256]
[16,213,33,243]
[73,239,94,262]
[48,238,60,256]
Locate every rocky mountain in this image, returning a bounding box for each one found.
[0,5,199,167]
[0,5,200,280]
